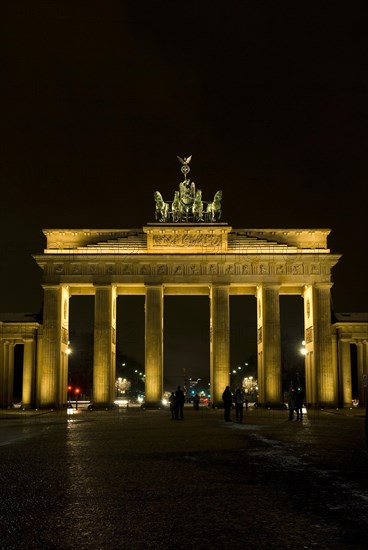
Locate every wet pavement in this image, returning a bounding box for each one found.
[0,405,367,549]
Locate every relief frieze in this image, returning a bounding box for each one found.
[71,263,81,274]
[122,264,133,275]
[276,264,285,274]
[288,264,304,275]
[105,263,115,274]
[152,233,222,248]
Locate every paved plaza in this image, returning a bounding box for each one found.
[0,405,367,549]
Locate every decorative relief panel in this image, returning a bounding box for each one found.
[88,264,98,274]
[157,265,168,275]
[152,233,222,248]
[288,264,304,275]
[173,265,184,275]
[208,264,218,274]
[140,265,150,275]
[276,264,285,274]
[61,326,68,345]
[122,264,133,275]
[55,263,64,274]
[71,263,81,274]
[105,263,115,274]
[306,299,311,319]
[305,326,313,343]
[310,264,320,274]
[225,264,235,274]
[189,264,200,274]
[258,326,263,344]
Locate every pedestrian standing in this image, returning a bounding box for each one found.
[222,385,233,422]
[295,387,304,421]
[169,391,177,419]
[193,393,200,410]
[234,388,245,422]
[175,385,185,420]
[288,387,296,420]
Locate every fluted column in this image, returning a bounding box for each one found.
[356,342,364,404]
[339,339,352,407]
[210,284,230,407]
[0,341,11,407]
[314,283,336,406]
[358,341,368,406]
[22,338,35,408]
[41,285,69,408]
[145,285,163,408]
[93,285,116,406]
[0,340,6,407]
[257,285,282,405]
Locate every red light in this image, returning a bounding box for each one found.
[74,388,80,395]
[67,385,72,391]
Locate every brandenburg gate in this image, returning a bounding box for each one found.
[32,221,339,409]
[4,157,366,410]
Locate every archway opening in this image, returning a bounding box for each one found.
[280,295,304,397]
[164,296,210,397]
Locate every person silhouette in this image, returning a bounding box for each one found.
[175,386,185,420]
[169,391,177,419]
[234,388,245,422]
[193,393,200,410]
[295,387,304,421]
[222,385,233,422]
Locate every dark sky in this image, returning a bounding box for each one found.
[1,2,367,385]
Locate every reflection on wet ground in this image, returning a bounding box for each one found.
[0,406,367,549]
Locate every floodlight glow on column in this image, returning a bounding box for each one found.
[300,341,307,355]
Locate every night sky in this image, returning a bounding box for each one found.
[1,2,367,387]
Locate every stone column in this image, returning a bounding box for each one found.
[257,284,282,405]
[22,338,35,408]
[0,341,10,407]
[0,339,6,407]
[145,285,163,408]
[356,342,364,404]
[7,343,15,407]
[210,284,230,407]
[358,341,368,406]
[339,339,352,407]
[40,285,69,408]
[93,285,116,406]
[313,283,336,407]
[35,327,43,409]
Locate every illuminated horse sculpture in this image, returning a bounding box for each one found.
[206,190,222,222]
[192,189,204,222]
[154,191,170,222]
[171,190,183,222]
